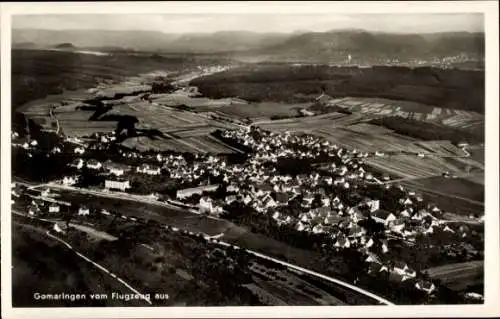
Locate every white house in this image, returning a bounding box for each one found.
[199,196,214,214]
[49,204,60,213]
[63,176,78,186]
[53,223,65,233]
[78,206,90,216]
[87,159,102,170]
[41,188,50,198]
[393,261,416,278]
[372,210,397,225]
[225,195,237,205]
[367,199,380,213]
[136,164,161,175]
[71,158,84,170]
[105,179,131,192]
[28,206,40,216]
[415,280,436,294]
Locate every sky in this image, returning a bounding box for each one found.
[12,13,484,34]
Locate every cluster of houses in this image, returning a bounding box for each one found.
[45,126,481,297]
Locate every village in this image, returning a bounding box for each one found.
[11,123,484,303]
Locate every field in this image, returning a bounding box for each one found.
[400,184,484,216]
[402,176,484,202]
[121,134,241,154]
[212,102,311,121]
[365,155,474,179]
[424,261,483,292]
[330,96,484,133]
[255,112,357,132]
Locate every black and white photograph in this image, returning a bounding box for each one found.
[1,1,499,318]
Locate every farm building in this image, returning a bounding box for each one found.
[176,184,220,200]
[105,179,131,192]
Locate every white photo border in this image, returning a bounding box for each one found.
[1,1,499,318]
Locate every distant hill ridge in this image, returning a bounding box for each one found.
[13,28,484,59]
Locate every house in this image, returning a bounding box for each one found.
[348,224,365,238]
[176,184,220,200]
[136,163,161,175]
[334,235,351,249]
[106,162,127,176]
[272,211,281,220]
[365,199,380,213]
[381,241,389,253]
[365,252,381,264]
[275,192,292,205]
[41,188,50,197]
[70,158,84,170]
[199,196,214,214]
[393,261,416,278]
[464,292,483,301]
[243,194,253,205]
[78,206,90,216]
[225,195,237,205]
[312,224,325,234]
[28,205,40,216]
[400,197,413,206]
[62,176,78,186]
[53,223,65,233]
[49,204,60,213]
[390,219,406,234]
[299,108,315,116]
[443,225,455,233]
[367,262,384,274]
[400,209,411,218]
[415,280,436,294]
[105,179,131,192]
[86,159,102,170]
[372,210,397,225]
[262,194,277,208]
[365,237,375,248]
[74,147,85,154]
[226,184,240,193]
